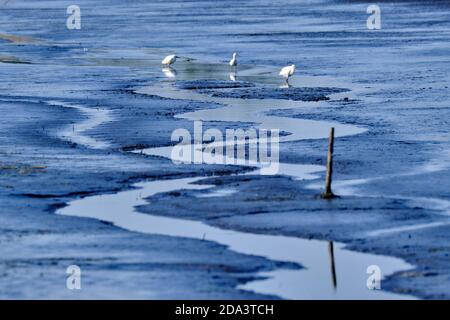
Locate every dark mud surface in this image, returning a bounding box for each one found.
[199,87,348,101]
[1,0,450,299]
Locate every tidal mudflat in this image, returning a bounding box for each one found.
[1,0,450,299]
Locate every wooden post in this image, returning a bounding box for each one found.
[322,127,336,199]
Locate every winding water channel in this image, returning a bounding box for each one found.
[57,63,417,299]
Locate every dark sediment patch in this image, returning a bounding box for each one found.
[0,54,31,64]
[0,33,41,44]
[175,79,254,90]
[199,87,349,101]
[21,190,99,199]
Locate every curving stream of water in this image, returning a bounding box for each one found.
[46,100,113,150]
[57,62,417,299]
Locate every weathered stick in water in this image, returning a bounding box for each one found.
[322,127,336,199]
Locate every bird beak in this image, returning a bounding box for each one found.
[178,56,194,62]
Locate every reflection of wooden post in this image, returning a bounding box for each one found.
[328,241,337,289]
[322,127,336,199]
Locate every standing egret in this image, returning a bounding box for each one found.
[162,54,178,66]
[229,52,237,67]
[279,64,296,84]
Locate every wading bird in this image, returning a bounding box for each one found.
[162,54,178,66]
[279,64,296,84]
[229,52,237,67]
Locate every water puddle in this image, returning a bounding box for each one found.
[196,188,237,198]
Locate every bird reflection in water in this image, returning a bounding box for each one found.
[162,67,177,78]
[280,82,292,89]
[229,71,236,82]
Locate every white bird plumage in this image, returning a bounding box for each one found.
[229,52,237,67]
[162,54,177,66]
[161,54,296,84]
[279,64,296,83]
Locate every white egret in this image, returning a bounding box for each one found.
[279,64,296,83]
[229,52,237,67]
[162,54,178,66]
